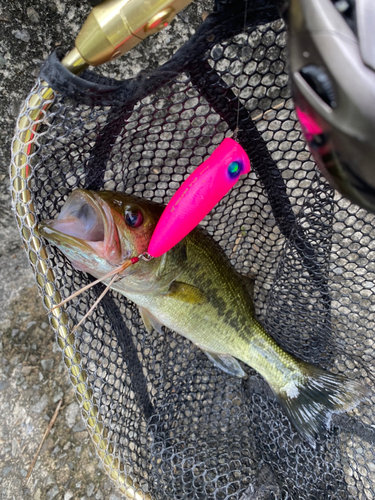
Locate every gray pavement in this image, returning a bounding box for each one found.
[0,0,212,498]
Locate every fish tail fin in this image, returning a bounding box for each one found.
[275,363,369,446]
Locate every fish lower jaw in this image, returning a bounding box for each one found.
[85,240,104,254]
[84,241,126,269]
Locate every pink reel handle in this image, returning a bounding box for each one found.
[148,138,251,258]
[296,107,323,138]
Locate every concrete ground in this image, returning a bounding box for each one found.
[0,1,212,498]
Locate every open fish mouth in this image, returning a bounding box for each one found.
[38,189,121,264]
[51,190,105,242]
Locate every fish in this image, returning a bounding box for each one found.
[38,188,369,445]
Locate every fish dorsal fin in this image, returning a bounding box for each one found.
[139,306,164,334]
[243,272,256,299]
[240,272,256,314]
[203,351,246,378]
[166,281,207,305]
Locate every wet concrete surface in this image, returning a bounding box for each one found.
[0,0,212,498]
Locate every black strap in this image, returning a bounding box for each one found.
[41,1,280,106]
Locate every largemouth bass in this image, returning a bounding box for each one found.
[38,189,369,445]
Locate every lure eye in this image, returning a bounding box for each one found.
[228,160,242,178]
[125,208,143,228]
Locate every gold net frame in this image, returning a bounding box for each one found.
[10,79,153,500]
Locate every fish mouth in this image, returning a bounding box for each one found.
[38,189,121,264]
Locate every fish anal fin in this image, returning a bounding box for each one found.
[166,281,207,305]
[203,350,246,378]
[139,307,164,334]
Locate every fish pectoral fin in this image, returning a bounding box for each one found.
[138,307,164,335]
[166,281,207,305]
[203,350,246,378]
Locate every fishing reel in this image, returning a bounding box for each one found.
[284,0,375,212]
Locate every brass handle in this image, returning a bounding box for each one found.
[62,0,194,74]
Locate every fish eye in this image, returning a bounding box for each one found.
[125,208,143,228]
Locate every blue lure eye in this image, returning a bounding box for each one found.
[228,161,242,178]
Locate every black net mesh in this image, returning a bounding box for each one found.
[10,1,375,499]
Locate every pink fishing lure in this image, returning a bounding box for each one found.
[148,138,251,258]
